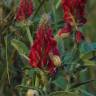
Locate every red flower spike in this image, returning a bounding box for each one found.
[29,25,60,74]
[16,0,33,21]
[76,31,84,43]
[61,0,87,26]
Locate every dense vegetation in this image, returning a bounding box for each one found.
[0,0,96,96]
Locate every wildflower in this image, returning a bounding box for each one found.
[61,0,87,26]
[16,0,33,21]
[59,0,87,43]
[29,26,60,74]
[29,14,61,74]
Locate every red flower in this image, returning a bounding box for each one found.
[16,0,33,21]
[76,31,84,43]
[61,0,87,26]
[29,25,60,74]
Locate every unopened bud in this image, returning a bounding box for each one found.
[26,89,39,96]
[51,55,61,67]
[58,27,71,38]
[59,32,70,38]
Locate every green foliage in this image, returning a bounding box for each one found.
[11,39,29,60]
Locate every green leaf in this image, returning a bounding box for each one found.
[11,39,29,60]
[49,91,80,96]
[27,69,36,77]
[56,37,65,56]
[83,59,96,66]
[80,42,96,59]
[80,89,95,96]
[55,0,61,9]
[71,79,96,89]
[80,42,96,54]
[52,76,66,89]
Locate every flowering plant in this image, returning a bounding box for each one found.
[0,0,96,96]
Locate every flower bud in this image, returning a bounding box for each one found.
[58,24,72,38]
[26,89,39,96]
[51,55,61,67]
[58,28,70,38]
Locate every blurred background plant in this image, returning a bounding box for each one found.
[0,0,96,96]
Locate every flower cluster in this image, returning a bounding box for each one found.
[58,0,87,43]
[29,14,61,74]
[15,0,87,74]
[16,0,33,21]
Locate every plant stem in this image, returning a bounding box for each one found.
[51,0,58,31]
[35,74,39,88]
[55,0,61,10]
[26,26,33,45]
[5,36,10,85]
[32,0,46,19]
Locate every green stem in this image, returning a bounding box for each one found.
[51,0,58,31]
[35,74,39,88]
[55,0,61,10]
[26,26,33,45]
[16,85,40,92]
[5,36,10,85]
[32,0,46,19]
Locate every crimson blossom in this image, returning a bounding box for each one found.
[58,0,87,43]
[61,0,87,26]
[29,22,61,74]
[16,0,33,21]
